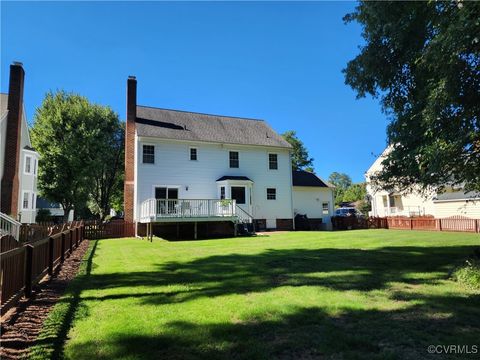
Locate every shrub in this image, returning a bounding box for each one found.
[453,255,480,290]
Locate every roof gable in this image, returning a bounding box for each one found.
[135,106,292,148]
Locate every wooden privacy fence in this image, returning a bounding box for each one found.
[332,216,480,233]
[83,221,135,239]
[0,222,84,315]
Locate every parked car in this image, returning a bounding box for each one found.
[334,207,364,218]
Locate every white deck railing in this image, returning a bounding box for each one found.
[0,212,21,241]
[140,198,248,223]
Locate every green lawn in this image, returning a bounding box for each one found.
[32,230,480,360]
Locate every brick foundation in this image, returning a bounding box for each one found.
[276,218,294,231]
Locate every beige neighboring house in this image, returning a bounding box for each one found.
[1,62,39,224]
[366,147,480,219]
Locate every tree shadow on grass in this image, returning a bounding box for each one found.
[65,298,480,360]
[77,245,477,305]
[32,241,480,359]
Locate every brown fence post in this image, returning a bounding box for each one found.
[438,219,442,231]
[69,230,73,254]
[475,219,479,233]
[410,218,413,230]
[24,245,33,298]
[48,237,54,276]
[61,232,66,263]
[75,227,79,247]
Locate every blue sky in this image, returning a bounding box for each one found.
[1,1,388,182]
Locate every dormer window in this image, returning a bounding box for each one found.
[142,145,155,164]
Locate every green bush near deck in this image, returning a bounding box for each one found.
[29,230,480,360]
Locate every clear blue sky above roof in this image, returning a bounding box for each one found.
[1,1,388,182]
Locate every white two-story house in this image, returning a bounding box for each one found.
[1,62,39,225]
[366,147,480,218]
[124,76,334,238]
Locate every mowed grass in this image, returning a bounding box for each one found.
[32,230,480,360]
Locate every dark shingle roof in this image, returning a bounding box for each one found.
[292,170,331,188]
[433,191,480,202]
[216,176,252,182]
[135,106,292,148]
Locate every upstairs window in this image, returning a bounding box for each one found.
[190,148,197,161]
[24,155,32,174]
[267,188,276,200]
[229,151,239,168]
[268,153,278,170]
[143,145,155,164]
[22,191,29,210]
[33,159,37,176]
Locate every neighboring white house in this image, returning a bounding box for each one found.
[36,197,74,222]
[366,147,480,218]
[0,62,39,224]
[292,170,335,230]
[124,76,334,236]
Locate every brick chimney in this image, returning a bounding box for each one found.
[1,62,25,218]
[124,76,136,222]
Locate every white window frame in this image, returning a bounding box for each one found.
[142,144,155,164]
[268,153,278,170]
[24,155,33,175]
[33,158,37,176]
[229,151,239,168]
[189,147,198,161]
[266,187,277,200]
[22,191,30,210]
[322,202,329,215]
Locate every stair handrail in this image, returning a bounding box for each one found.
[235,205,253,224]
[0,212,21,241]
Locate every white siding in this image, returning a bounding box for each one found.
[292,186,334,229]
[434,201,480,219]
[18,109,38,224]
[134,137,293,224]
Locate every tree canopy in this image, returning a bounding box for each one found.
[282,130,314,171]
[31,91,124,221]
[344,1,480,193]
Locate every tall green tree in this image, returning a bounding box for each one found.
[282,130,314,171]
[31,91,124,221]
[344,1,480,193]
[328,172,352,206]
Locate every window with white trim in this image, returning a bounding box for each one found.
[190,148,197,161]
[268,153,278,170]
[220,186,225,200]
[22,191,30,210]
[267,188,276,200]
[33,158,37,176]
[142,145,155,164]
[24,155,32,174]
[229,151,239,168]
[322,202,329,215]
